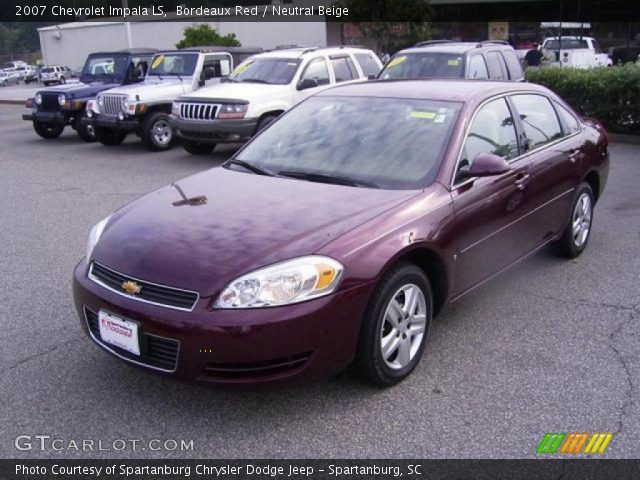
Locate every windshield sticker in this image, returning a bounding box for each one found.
[387,56,407,69]
[410,111,436,120]
[151,55,164,69]
[448,59,461,66]
[434,114,446,123]
[232,60,253,75]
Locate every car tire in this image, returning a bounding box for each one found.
[43,82,49,86]
[95,127,127,146]
[74,111,97,142]
[355,262,433,387]
[255,114,279,135]
[1,81,6,87]
[141,112,174,151]
[33,121,64,139]
[181,140,216,155]
[59,77,66,84]
[554,182,595,258]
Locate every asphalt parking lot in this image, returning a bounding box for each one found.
[0,104,638,459]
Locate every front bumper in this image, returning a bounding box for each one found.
[169,115,258,144]
[82,115,140,132]
[73,259,371,386]
[22,110,72,126]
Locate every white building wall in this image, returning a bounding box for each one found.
[39,21,329,69]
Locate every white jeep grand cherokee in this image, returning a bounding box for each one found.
[169,46,382,155]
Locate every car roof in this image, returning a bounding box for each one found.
[257,46,373,59]
[89,48,158,56]
[318,79,549,103]
[400,40,514,55]
[178,46,264,54]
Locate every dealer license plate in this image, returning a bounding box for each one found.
[98,311,140,356]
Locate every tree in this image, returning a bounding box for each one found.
[336,0,433,53]
[175,24,240,49]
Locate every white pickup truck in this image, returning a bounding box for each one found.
[541,36,612,68]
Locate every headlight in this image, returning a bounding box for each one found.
[97,96,104,107]
[217,103,248,119]
[35,93,42,105]
[171,102,180,116]
[58,94,66,106]
[122,97,130,111]
[86,216,110,261]
[215,256,344,309]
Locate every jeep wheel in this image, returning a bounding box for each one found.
[59,77,66,84]
[33,121,64,139]
[43,81,49,86]
[95,127,127,146]
[74,111,96,142]
[141,112,174,151]
[181,140,216,155]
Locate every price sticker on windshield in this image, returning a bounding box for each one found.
[387,56,407,69]
[232,60,253,75]
[151,55,164,69]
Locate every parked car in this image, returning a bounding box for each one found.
[2,60,27,71]
[23,49,156,141]
[40,65,73,86]
[84,46,262,150]
[378,40,525,81]
[74,79,608,386]
[540,36,612,68]
[21,65,38,84]
[608,44,640,65]
[0,70,19,87]
[169,46,382,155]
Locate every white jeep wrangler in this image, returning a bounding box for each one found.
[169,46,382,155]
[84,46,263,150]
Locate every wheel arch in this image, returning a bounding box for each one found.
[583,170,600,204]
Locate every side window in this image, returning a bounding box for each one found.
[554,101,581,135]
[458,98,519,179]
[511,94,563,150]
[485,51,507,80]
[330,56,356,83]
[592,40,603,54]
[502,50,524,80]
[128,56,151,80]
[468,55,489,79]
[300,57,330,86]
[354,52,381,77]
[202,54,232,85]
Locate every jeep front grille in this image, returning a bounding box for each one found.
[179,103,219,121]
[101,94,127,117]
[40,92,61,112]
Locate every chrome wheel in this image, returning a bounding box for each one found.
[86,124,95,138]
[380,284,427,370]
[152,119,172,146]
[572,192,592,248]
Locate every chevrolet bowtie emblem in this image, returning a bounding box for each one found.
[121,280,142,295]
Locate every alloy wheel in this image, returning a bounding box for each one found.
[572,192,592,248]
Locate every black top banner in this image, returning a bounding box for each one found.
[0,0,637,22]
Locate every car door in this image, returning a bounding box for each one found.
[293,56,332,104]
[509,93,582,241]
[450,96,537,296]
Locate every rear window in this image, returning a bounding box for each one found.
[379,52,464,79]
[41,67,54,73]
[354,52,381,77]
[544,39,589,50]
[502,50,524,79]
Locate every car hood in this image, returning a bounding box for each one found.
[93,167,418,297]
[37,82,120,99]
[178,82,289,104]
[104,78,191,101]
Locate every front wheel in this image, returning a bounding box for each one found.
[181,139,216,155]
[554,183,594,258]
[355,263,433,387]
[59,77,66,84]
[141,112,174,151]
[74,111,96,142]
[33,121,64,139]
[95,127,127,146]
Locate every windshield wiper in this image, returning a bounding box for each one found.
[150,72,163,80]
[241,78,271,84]
[222,77,239,83]
[226,159,275,176]
[277,170,379,188]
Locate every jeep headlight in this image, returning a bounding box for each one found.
[58,94,66,106]
[86,216,111,261]
[35,93,42,105]
[97,96,104,107]
[122,96,130,111]
[217,103,248,119]
[214,256,344,309]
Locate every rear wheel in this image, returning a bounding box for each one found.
[74,111,96,142]
[59,76,66,84]
[554,183,594,258]
[356,262,433,387]
[43,81,49,86]
[181,139,216,155]
[95,127,127,146]
[33,121,64,139]
[141,112,174,151]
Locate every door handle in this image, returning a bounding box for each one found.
[514,172,531,190]
[568,149,580,163]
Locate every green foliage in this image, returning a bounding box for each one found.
[526,65,640,135]
[175,24,240,49]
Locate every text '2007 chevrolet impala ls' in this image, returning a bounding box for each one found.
[73,80,608,386]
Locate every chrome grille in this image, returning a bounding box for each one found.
[179,103,219,121]
[100,94,127,117]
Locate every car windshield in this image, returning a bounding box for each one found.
[379,52,465,79]
[82,54,131,77]
[234,96,461,190]
[544,39,589,50]
[226,58,301,85]
[148,53,198,76]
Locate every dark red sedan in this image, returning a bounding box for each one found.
[73,80,609,386]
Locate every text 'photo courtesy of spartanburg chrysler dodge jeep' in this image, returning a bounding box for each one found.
[169,46,382,155]
[22,49,156,142]
[84,46,263,151]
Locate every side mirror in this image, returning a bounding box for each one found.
[459,153,510,179]
[203,66,216,80]
[297,78,318,91]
